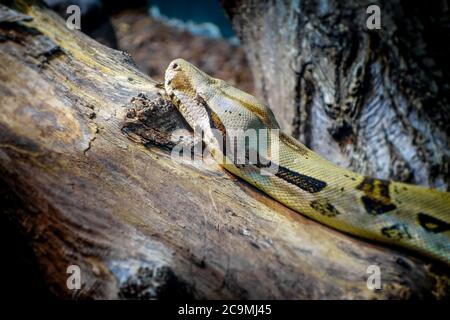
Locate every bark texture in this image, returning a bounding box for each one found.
[0,1,449,299]
[223,0,450,190]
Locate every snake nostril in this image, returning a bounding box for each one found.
[167,79,172,85]
[172,63,178,69]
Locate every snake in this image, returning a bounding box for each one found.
[164,58,450,266]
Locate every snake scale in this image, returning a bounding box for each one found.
[164,58,450,266]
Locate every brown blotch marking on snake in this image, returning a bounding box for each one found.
[195,94,229,161]
[194,94,227,137]
[417,213,450,233]
[356,177,397,215]
[217,90,276,128]
[168,70,194,93]
[381,224,412,240]
[275,165,327,193]
[279,133,309,156]
[310,199,341,217]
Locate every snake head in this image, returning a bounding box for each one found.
[164,59,279,132]
[165,59,280,169]
[164,59,214,132]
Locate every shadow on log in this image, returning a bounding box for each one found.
[0,1,449,299]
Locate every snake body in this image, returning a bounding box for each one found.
[164,58,450,265]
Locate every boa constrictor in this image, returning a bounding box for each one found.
[164,58,450,265]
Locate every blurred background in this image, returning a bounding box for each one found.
[44,0,255,93]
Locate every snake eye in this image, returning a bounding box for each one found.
[171,62,182,71]
[172,63,181,71]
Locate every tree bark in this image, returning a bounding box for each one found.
[223,0,450,191]
[0,1,449,299]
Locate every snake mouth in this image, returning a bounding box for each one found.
[164,69,187,110]
[164,68,176,96]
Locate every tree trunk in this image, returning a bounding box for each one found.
[222,0,450,190]
[0,1,448,299]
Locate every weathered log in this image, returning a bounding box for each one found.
[223,0,450,190]
[0,1,448,299]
